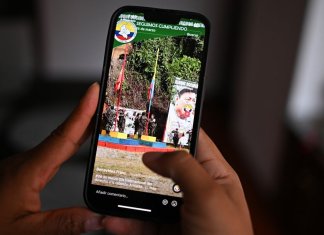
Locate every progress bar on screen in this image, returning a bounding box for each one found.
[118,205,152,212]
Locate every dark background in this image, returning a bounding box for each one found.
[1,0,324,234]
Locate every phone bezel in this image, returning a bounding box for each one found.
[84,5,210,222]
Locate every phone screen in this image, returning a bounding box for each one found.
[85,6,209,221]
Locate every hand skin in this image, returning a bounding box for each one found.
[103,129,254,235]
[0,82,253,235]
[0,83,105,235]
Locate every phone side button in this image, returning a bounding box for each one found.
[117,205,152,212]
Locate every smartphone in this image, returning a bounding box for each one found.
[84,6,209,222]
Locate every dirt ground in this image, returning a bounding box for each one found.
[92,146,181,197]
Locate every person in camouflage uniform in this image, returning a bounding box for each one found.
[148,113,157,137]
[138,112,148,139]
[117,109,126,133]
[134,113,141,135]
[172,128,180,148]
[104,106,116,134]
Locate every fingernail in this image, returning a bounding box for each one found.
[89,81,99,89]
[142,151,164,163]
[84,215,104,232]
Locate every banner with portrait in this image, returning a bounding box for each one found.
[163,78,198,147]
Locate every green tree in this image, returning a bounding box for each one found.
[120,36,204,110]
[169,55,201,82]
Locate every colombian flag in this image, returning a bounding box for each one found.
[148,77,155,101]
[115,31,135,41]
[147,48,159,110]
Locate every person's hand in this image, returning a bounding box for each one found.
[103,129,254,235]
[0,83,104,235]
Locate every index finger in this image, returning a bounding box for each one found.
[26,83,99,185]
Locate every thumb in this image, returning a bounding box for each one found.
[32,82,100,168]
[24,82,100,190]
[20,207,104,235]
[142,151,214,199]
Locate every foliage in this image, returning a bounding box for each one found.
[169,55,201,82]
[114,36,204,111]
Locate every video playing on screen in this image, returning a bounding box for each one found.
[91,12,206,197]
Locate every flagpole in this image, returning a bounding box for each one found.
[114,45,128,131]
[145,48,159,135]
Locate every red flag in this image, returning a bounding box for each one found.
[114,46,128,93]
[114,45,128,131]
[114,69,124,92]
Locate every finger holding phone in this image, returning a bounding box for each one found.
[0,83,104,235]
[103,129,254,235]
[0,84,253,235]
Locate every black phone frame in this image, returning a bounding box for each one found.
[84,5,210,222]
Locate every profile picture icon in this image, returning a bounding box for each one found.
[115,20,137,43]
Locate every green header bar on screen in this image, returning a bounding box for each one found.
[113,12,206,48]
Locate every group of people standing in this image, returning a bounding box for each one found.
[103,106,126,134]
[171,128,193,148]
[103,105,157,138]
[103,105,192,149]
[134,112,157,138]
